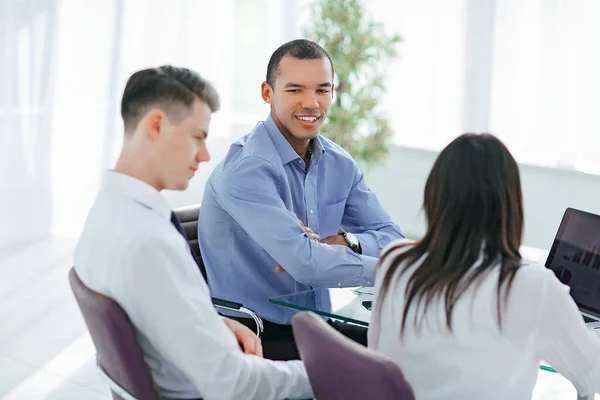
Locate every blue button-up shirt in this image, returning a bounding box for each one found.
[198,115,403,324]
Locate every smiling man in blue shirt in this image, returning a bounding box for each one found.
[198,39,403,360]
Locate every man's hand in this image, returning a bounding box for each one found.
[320,234,349,247]
[301,224,320,241]
[223,318,263,357]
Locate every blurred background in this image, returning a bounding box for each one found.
[1,0,600,398]
[3,0,600,251]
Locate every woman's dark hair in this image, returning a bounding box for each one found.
[374,133,524,336]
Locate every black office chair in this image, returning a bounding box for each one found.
[174,205,263,337]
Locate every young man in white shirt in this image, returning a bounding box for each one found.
[74,66,313,400]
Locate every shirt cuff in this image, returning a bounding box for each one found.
[354,232,380,258]
[358,255,378,287]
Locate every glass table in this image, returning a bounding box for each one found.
[271,288,568,378]
[270,287,373,327]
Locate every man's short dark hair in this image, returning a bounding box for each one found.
[266,39,334,88]
[121,65,220,132]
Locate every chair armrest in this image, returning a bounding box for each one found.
[212,297,264,338]
[211,297,243,310]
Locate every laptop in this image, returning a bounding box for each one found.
[545,207,600,329]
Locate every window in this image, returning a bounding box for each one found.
[367,0,466,151]
[490,0,600,173]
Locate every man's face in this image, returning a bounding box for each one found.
[262,56,334,143]
[155,98,212,191]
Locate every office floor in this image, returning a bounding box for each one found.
[0,238,595,399]
[0,238,110,399]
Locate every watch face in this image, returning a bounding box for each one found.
[344,232,361,254]
[345,232,358,247]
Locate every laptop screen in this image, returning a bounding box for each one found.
[545,208,600,315]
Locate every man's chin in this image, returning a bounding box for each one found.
[291,129,319,141]
[168,180,190,192]
[292,118,322,135]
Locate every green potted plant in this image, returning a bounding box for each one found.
[304,0,401,167]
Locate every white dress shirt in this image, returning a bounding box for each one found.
[74,171,313,400]
[369,241,600,400]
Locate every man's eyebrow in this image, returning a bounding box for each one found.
[283,82,332,88]
[284,82,304,88]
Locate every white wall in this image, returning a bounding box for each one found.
[368,145,600,250]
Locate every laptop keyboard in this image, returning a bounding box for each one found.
[583,315,599,323]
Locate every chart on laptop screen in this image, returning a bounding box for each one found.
[547,209,600,313]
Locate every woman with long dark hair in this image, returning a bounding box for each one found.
[369,134,600,399]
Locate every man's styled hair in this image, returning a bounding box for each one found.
[265,39,334,88]
[120,65,220,132]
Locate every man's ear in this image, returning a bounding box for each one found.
[145,109,164,140]
[261,81,273,104]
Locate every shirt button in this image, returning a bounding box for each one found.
[367,280,372,286]
[337,282,342,287]
[309,209,314,214]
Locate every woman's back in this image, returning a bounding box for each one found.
[369,244,600,400]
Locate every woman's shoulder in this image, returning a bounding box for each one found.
[505,260,564,303]
[377,238,419,276]
[513,260,556,282]
[381,238,417,258]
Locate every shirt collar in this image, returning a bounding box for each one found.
[264,114,326,165]
[312,134,326,162]
[101,171,172,221]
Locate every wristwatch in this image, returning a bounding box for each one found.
[342,231,362,254]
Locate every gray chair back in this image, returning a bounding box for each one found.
[69,268,161,400]
[173,205,207,281]
[292,311,415,400]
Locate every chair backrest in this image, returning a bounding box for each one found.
[173,205,207,281]
[69,268,161,400]
[292,312,415,400]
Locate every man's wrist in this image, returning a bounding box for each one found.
[342,232,362,254]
